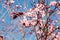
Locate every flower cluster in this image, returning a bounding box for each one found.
[9,0,60,40]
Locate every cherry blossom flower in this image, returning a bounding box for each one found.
[37,30,40,34]
[10,0,15,4]
[50,1,57,6]
[54,38,58,40]
[51,32,56,37]
[26,12,32,17]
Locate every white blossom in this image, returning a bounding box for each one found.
[10,0,15,3]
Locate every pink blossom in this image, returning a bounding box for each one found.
[10,0,15,4]
[56,34,60,40]
[37,30,40,34]
[38,10,45,18]
[51,32,56,37]
[26,12,32,17]
[54,38,58,40]
[50,1,57,6]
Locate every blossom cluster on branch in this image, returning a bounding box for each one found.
[4,0,60,40]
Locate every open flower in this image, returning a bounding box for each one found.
[10,0,15,4]
[50,1,57,6]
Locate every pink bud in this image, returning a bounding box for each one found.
[23,22,25,25]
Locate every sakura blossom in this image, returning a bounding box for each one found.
[50,1,57,6]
